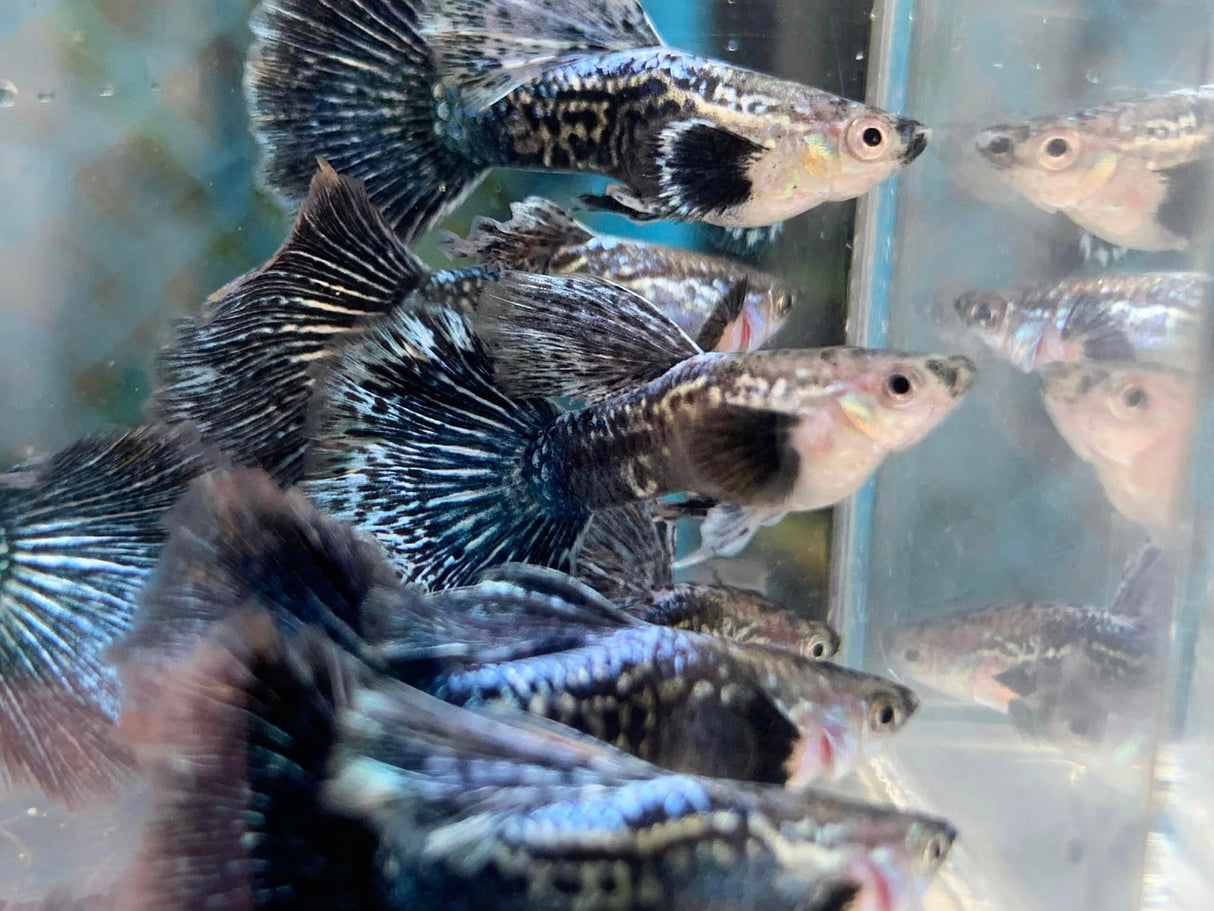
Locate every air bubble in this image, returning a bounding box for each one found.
[37,91,55,103]
[855,51,865,61]
[726,38,739,52]
[1084,71,1101,85]
[0,79,15,108]
[99,83,115,97]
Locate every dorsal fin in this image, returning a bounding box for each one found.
[422,0,663,110]
[472,271,701,404]
[438,196,594,269]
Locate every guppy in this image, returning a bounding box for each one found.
[974,85,1214,252]
[245,0,929,240]
[441,196,800,351]
[116,611,955,911]
[883,546,1170,750]
[0,424,216,807]
[1040,361,1196,540]
[955,272,1209,373]
[120,471,907,786]
[302,286,974,586]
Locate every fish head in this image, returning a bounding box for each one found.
[953,287,1052,371]
[712,274,802,353]
[974,115,1121,213]
[882,614,1007,707]
[684,584,840,658]
[826,350,977,451]
[843,819,957,911]
[1040,363,1194,466]
[794,103,929,203]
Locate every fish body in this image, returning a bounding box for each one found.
[246,0,928,239]
[303,300,974,587]
[118,610,954,911]
[1040,362,1196,537]
[955,272,1208,372]
[975,86,1214,251]
[442,197,799,351]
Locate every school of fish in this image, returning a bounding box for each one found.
[0,0,1207,908]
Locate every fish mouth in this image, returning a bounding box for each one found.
[897,119,930,163]
[925,355,977,396]
[975,128,1015,166]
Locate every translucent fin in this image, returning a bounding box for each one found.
[472,271,700,404]
[114,468,402,719]
[571,503,675,600]
[149,163,426,484]
[303,305,585,589]
[0,424,215,806]
[1109,542,1173,620]
[246,0,485,239]
[117,612,379,911]
[422,0,662,110]
[437,196,594,269]
[674,503,786,568]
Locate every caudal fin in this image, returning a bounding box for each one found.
[438,196,595,270]
[0,425,215,806]
[303,305,586,589]
[117,612,379,910]
[150,163,426,484]
[246,0,486,240]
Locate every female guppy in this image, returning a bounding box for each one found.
[246,0,930,239]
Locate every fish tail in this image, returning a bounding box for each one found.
[0,424,216,806]
[246,0,485,240]
[114,468,400,715]
[303,305,586,589]
[117,611,379,910]
[149,163,428,484]
[438,196,595,270]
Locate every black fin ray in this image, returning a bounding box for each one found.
[0,424,216,806]
[577,189,668,220]
[437,196,594,270]
[654,119,765,219]
[114,468,402,710]
[149,163,426,484]
[472,271,700,404]
[571,503,674,600]
[118,611,379,910]
[302,305,585,589]
[246,0,485,239]
[681,405,800,503]
[993,663,1040,699]
[1155,157,1211,244]
[422,0,662,110]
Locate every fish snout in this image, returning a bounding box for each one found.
[975,128,1015,165]
[897,119,931,163]
[926,355,977,396]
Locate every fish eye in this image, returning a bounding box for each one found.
[882,370,918,404]
[965,295,1005,330]
[1112,382,1150,419]
[904,647,921,663]
[846,116,890,161]
[1035,129,1080,170]
[1121,385,1147,409]
[984,135,1012,155]
[868,695,902,733]
[805,636,828,659]
[923,832,951,867]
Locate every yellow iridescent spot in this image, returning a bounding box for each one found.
[838,392,877,436]
[798,136,834,178]
[1075,150,1118,195]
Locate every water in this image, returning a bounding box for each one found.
[0,0,1210,908]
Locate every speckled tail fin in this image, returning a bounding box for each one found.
[473,271,701,403]
[150,163,427,483]
[303,305,585,589]
[422,0,663,110]
[117,612,379,911]
[0,425,216,807]
[246,0,485,240]
[438,196,595,270]
[114,468,402,719]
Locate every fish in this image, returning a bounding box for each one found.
[882,545,1170,750]
[245,0,930,240]
[0,424,216,806]
[116,609,955,910]
[955,272,1209,373]
[440,196,800,351]
[974,86,1214,252]
[301,274,974,584]
[1040,362,1197,538]
[119,470,913,786]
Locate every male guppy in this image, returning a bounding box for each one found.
[954,272,1208,373]
[974,86,1214,252]
[119,470,911,786]
[115,612,954,911]
[0,424,217,807]
[245,0,929,240]
[442,196,800,351]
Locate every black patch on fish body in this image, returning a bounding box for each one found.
[1154,157,1211,244]
[658,120,764,214]
[681,406,800,505]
